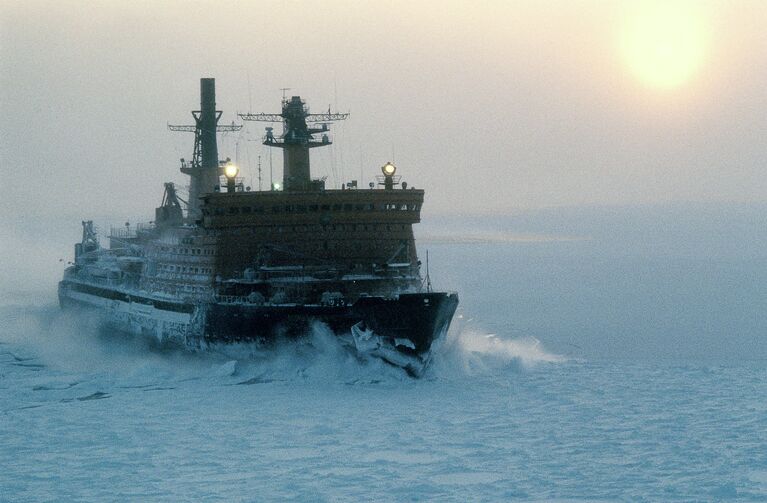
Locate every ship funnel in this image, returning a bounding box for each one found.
[200,78,219,174]
[167,78,243,222]
[186,78,222,221]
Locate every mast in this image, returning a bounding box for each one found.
[168,78,242,222]
[239,97,348,191]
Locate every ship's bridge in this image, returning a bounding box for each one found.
[199,187,425,279]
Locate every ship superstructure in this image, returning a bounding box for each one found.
[58,78,458,375]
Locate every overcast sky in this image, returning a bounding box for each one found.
[2,0,767,221]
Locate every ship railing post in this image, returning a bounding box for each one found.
[426,249,432,293]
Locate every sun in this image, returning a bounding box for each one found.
[619,2,710,90]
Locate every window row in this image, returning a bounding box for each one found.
[157,247,215,256]
[159,264,213,274]
[227,223,408,234]
[146,282,209,294]
[206,202,421,217]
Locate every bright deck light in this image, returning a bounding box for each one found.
[224,163,239,179]
[382,162,396,176]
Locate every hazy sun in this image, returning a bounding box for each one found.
[620,2,709,90]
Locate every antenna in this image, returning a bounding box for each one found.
[269,147,274,190]
[245,129,253,189]
[280,87,291,102]
[257,155,262,191]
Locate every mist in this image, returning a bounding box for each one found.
[2,1,766,359]
[3,1,767,218]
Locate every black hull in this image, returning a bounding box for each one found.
[205,292,459,354]
[58,280,458,356]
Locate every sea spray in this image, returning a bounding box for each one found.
[211,321,411,384]
[1,304,563,386]
[429,313,565,379]
[0,304,215,384]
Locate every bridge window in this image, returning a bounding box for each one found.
[309,204,319,212]
[332,204,342,211]
[296,205,307,213]
[241,206,251,214]
[321,204,330,211]
[343,204,352,211]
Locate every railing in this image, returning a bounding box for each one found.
[215,295,248,304]
[109,222,155,239]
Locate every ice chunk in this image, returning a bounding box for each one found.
[214,360,238,377]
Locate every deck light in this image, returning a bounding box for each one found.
[224,163,239,179]
[382,162,396,177]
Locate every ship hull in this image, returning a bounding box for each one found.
[205,292,458,354]
[58,280,458,366]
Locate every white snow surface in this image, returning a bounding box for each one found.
[2,304,766,501]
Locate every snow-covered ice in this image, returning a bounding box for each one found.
[2,302,766,501]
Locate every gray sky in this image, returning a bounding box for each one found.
[2,0,767,220]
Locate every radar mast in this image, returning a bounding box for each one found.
[240,97,348,191]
